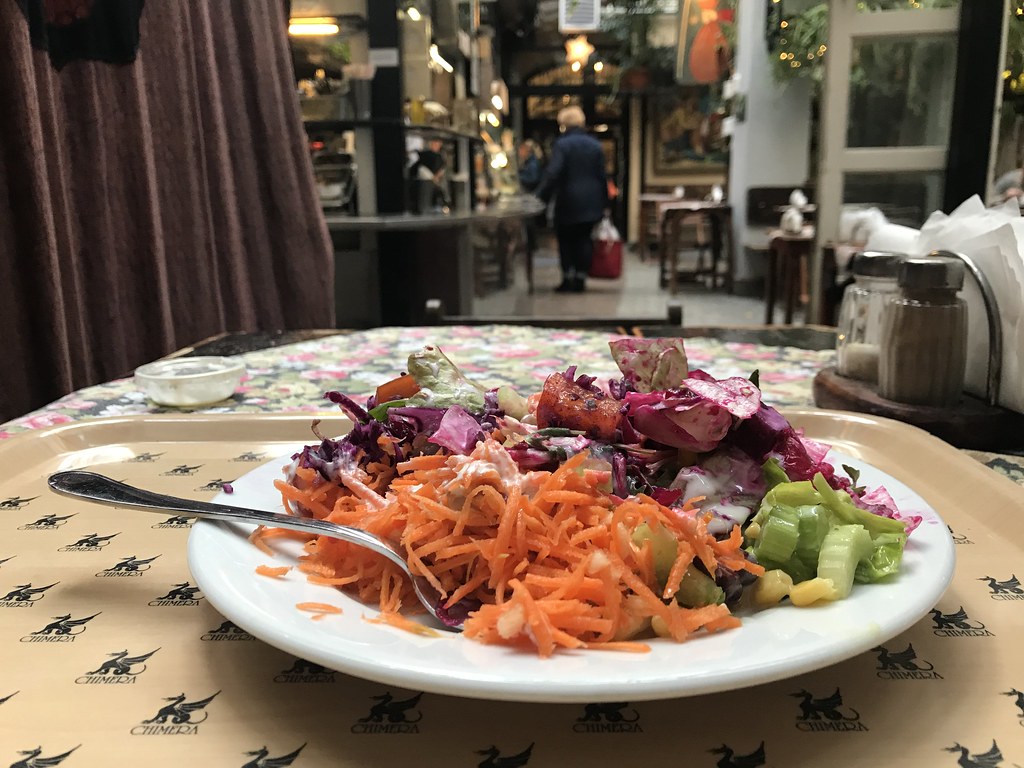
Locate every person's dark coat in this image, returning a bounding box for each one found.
[535,127,607,226]
[518,153,542,192]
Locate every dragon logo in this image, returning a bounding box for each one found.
[59,532,118,551]
[931,607,994,637]
[1003,689,1024,723]
[943,741,1005,767]
[274,658,335,683]
[240,743,306,768]
[708,742,766,768]
[132,691,220,735]
[232,451,266,463]
[351,692,423,734]
[948,525,973,545]
[152,515,193,529]
[28,612,100,638]
[1,583,58,606]
[96,554,159,577]
[161,464,203,476]
[128,452,164,463]
[78,648,159,684]
[18,513,75,530]
[196,478,235,493]
[979,575,1024,600]
[201,619,254,642]
[8,745,79,768]
[872,644,941,679]
[573,702,641,732]
[475,744,533,768]
[0,496,38,510]
[149,582,203,606]
[791,688,866,731]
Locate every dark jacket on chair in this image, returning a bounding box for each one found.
[535,127,607,226]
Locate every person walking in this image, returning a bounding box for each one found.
[534,106,607,292]
[517,140,544,264]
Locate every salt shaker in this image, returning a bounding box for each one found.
[835,251,903,383]
[879,257,967,407]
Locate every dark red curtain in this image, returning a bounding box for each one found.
[0,1,335,423]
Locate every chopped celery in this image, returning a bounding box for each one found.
[811,473,906,538]
[746,474,909,599]
[750,505,800,566]
[631,523,677,588]
[793,504,831,577]
[855,532,906,583]
[816,525,873,599]
[762,457,789,491]
[675,565,725,608]
[496,386,529,420]
[632,525,726,606]
[764,480,817,508]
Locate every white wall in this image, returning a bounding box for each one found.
[727,0,813,283]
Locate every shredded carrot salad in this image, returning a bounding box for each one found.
[264,439,763,657]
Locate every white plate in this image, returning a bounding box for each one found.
[187,447,954,703]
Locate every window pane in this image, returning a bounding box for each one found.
[856,0,958,11]
[843,171,944,228]
[847,36,957,148]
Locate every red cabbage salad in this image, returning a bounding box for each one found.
[298,340,919,613]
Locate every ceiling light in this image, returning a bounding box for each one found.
[570,60,582,72]
[491,94,504,111]
[564,35,594,66]
[594,61,604,72]
[406,6,421,21]
[288,17,340,36]
[429,44,454,73]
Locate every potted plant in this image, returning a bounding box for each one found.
[602,0,674,92]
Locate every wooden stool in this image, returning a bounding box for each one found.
[765,230,814,324]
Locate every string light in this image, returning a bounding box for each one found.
[771,10,828,81]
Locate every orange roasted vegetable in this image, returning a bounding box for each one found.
[375,373,420,404]
[535,373,623,440]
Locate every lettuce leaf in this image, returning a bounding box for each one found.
[609,338,689,393]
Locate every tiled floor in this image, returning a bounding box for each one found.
[473,238,798,326]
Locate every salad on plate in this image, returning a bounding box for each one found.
[256,339,919,657]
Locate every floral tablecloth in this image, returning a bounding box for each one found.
[3,325,1020,485]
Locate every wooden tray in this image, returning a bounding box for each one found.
[813,366,1024,451]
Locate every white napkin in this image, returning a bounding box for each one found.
[865,223,920,255]
[911,196,1024,413]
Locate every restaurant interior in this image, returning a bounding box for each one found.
[2,1,1024,765]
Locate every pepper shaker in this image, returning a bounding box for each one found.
[879,257,967,407]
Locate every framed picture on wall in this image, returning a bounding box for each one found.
[647,88,728,177]
[676,0,736,85]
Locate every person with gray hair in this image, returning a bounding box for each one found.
[534,106,608,292]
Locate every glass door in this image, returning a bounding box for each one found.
[813,0,960,320]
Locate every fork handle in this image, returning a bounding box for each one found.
[46,470,405,569]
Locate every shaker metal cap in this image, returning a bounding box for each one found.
[852,250,904,278]
[897,256,965,291]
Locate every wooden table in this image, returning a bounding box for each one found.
[766,226,815,324]
[658,200,735,294]
[637,193,682,262]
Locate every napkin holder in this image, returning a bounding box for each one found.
[813,250,1023,449]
